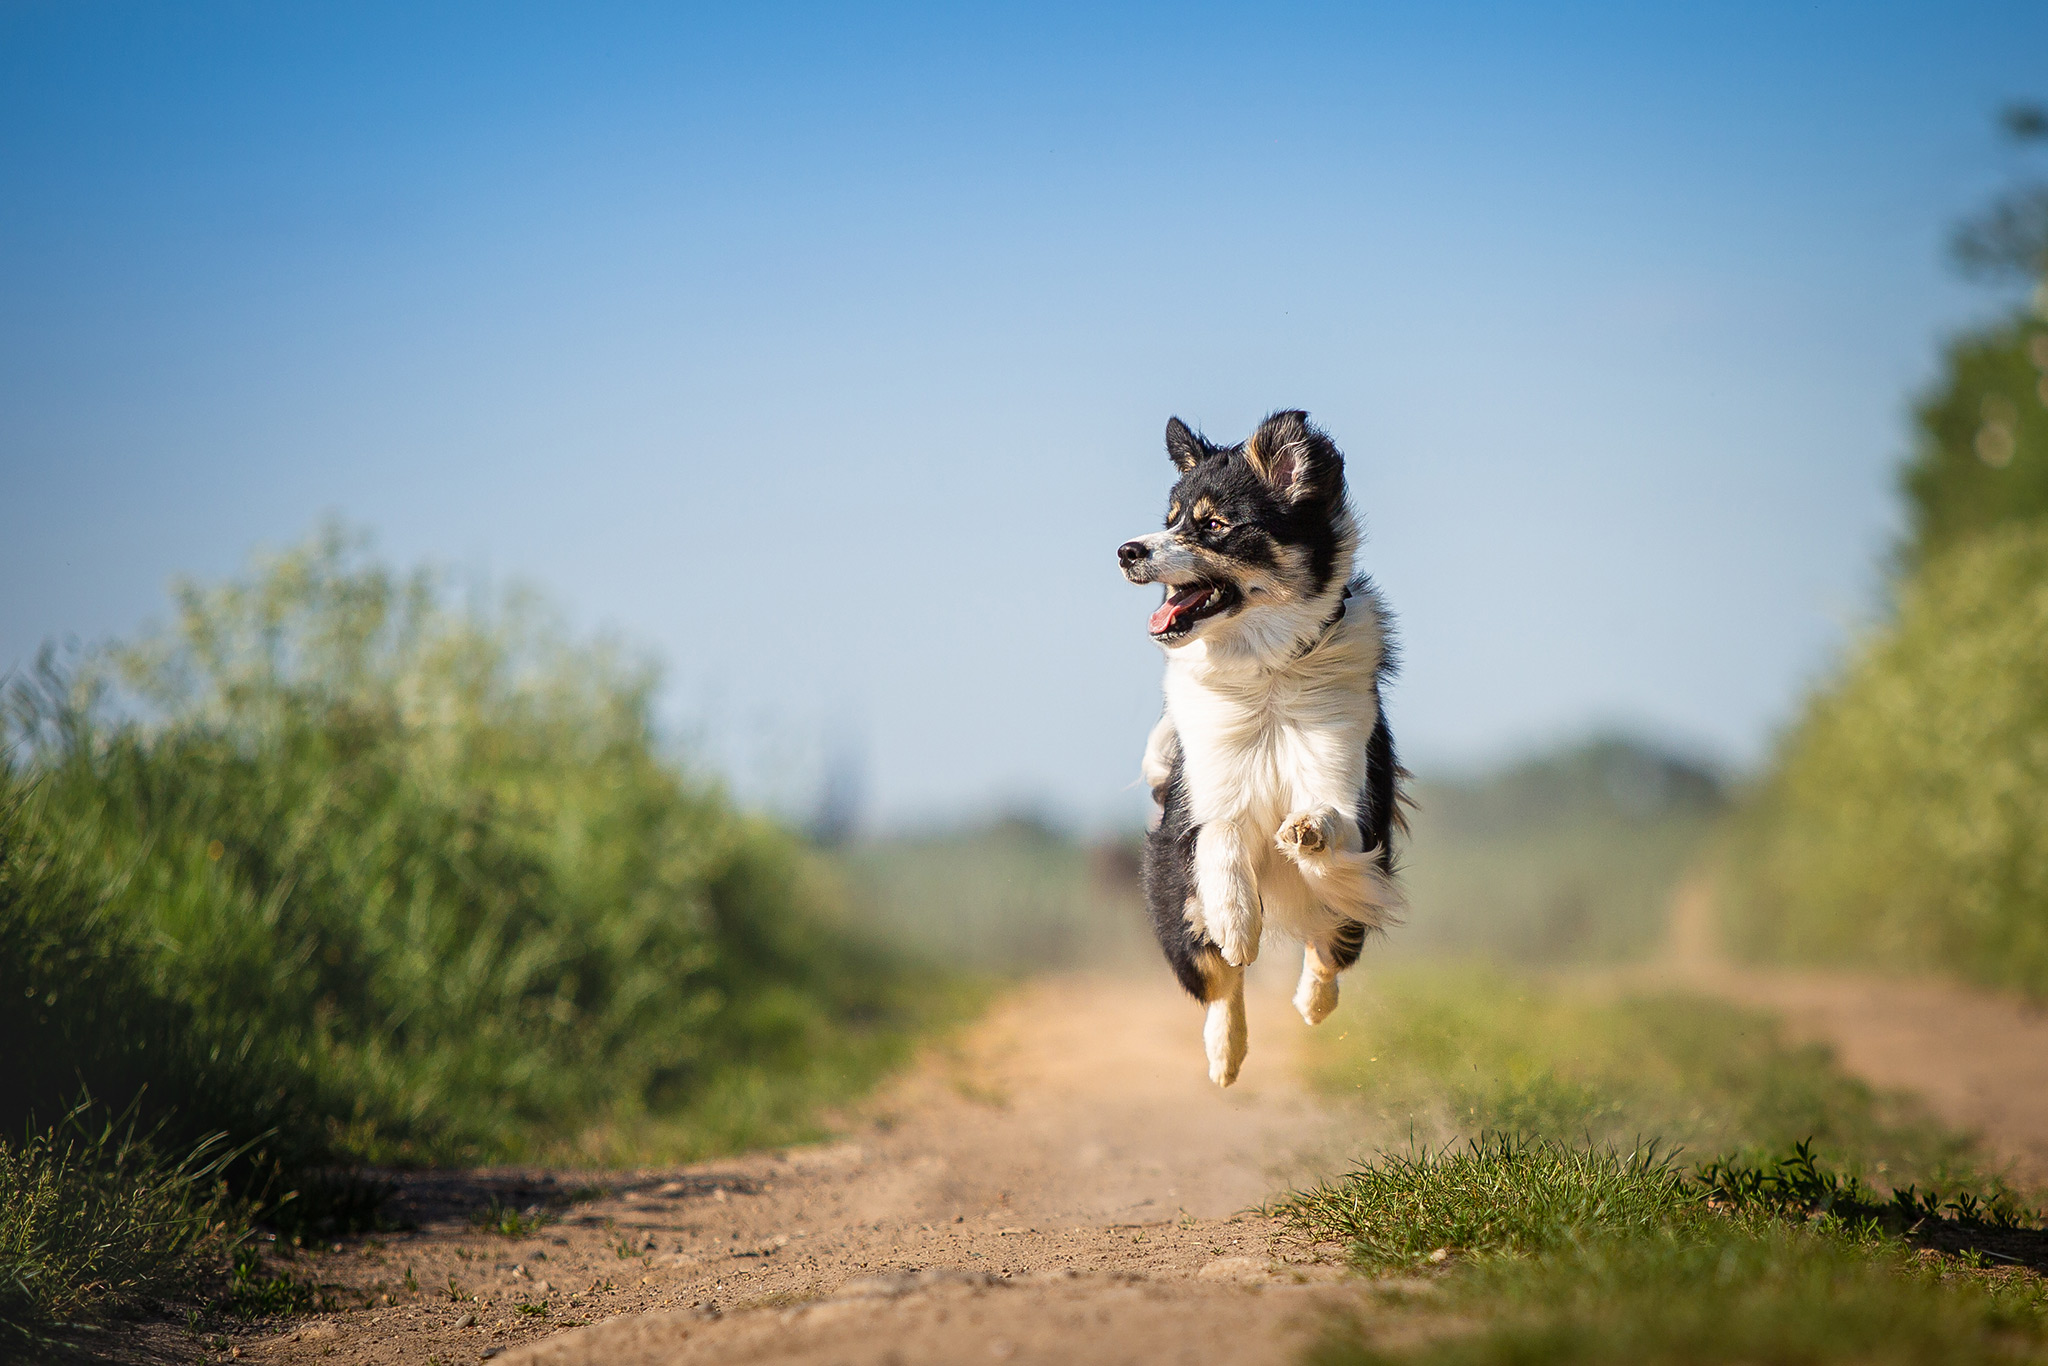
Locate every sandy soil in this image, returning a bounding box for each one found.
[197,965,1396,1366]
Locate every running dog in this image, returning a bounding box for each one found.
[1117,410,1405,1086]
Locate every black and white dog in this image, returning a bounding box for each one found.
[1118,411,1405,1086]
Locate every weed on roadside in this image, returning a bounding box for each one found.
[470,1199,553,1238]
[0,1104,240,1344]
[219,1243,338,1317]
[1292,1136,2048,1365]
[1313,1220,2048,1366]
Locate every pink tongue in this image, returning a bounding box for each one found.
[1149,587,1210,635]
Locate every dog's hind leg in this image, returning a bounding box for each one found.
[1152,912,1250,1085]
[1294,940,1342,1025]
[1199,953,1249,1086]
[1293,922,1368,1025]
[1145,822,1251,1085]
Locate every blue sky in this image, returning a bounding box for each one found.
[3,2,2044,828]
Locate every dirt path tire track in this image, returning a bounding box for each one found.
[232,968,1384,1366]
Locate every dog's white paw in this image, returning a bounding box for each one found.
[1275,809,1334,860]
[1212,912,1261,967]
[1204,995,1248,1087]
[1294,972,1339,1025]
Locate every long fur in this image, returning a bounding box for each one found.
[1120,410,1405,1086]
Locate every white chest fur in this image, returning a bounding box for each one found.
[1163,606,1385,832]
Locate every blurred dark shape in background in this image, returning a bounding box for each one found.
[809,737,867,848]
[1087,835,1144,906]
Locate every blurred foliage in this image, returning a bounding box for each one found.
[1398,736,1725,963]
[1948,101,2048,285]
[0,526,956,1177]
[1899,311,2048,569]
[1908,100,2048,565]
[1718,520,2048,997]
[1719,106,2048,999]
[834,814,1146,975]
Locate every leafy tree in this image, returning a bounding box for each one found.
[1898,104,2048,568]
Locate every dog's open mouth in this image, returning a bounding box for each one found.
[1149,582,1240,639]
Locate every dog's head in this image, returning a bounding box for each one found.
[1118,410,1354,651]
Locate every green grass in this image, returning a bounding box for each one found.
[0,526,973,1339]
[1311,966,1988,1190]
[0,1106,241,1347]
[470,1198,553,1239]
[1288,966,2047,1364]
[1282,1135,1697,1267]
[1309,1217,2048,1366]
[1717,518,2048,999]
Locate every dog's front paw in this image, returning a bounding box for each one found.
[1276,809,1335,860]
[1212,910,1262,967]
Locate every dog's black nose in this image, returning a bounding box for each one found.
[1118,540,1150,566]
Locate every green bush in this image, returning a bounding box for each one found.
[1,527,951,1169]
[1899,309,2048,569]
[1718,520,2048,997]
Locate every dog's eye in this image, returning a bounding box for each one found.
[1201,518,1228,534]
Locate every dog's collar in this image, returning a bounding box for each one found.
[1294,586,1351,659]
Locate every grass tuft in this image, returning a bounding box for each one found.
[469,1199,553,1239]
[1279,1135,1698,1268]
[0,1104,239,1342]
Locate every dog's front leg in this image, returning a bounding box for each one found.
[1194,820,1261,966]
[1275,804,1401,926]
[1141,714,1179,805]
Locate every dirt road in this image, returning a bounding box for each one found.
[200,895,2048,1366]
[229,967,1385,1366]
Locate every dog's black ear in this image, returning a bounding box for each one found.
[1243,410,1342,504]
[1165,417,1208,474]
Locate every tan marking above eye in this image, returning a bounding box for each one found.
[1192,497,1214,521]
